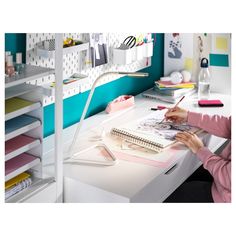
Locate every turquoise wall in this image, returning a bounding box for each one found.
[5,33,26,63]
[5,33,164,137]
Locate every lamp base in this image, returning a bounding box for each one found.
[65,143,117,166]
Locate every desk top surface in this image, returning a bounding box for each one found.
[43,91,231,199]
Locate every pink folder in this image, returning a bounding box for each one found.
[5,153,38,176]
[5,135,37,155]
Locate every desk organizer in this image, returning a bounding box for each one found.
[113,42,153,65]
[5,63,55,202]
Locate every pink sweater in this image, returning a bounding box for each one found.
[187,112,231,203]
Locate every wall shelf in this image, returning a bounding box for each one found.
[5,135,40,161]
[5,64,55,88]
[42,76,87,97]
[36,42,89,58]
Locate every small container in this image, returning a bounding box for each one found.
[5,51,11,70]
[15,52,24,74]
[143,41,153,57]
[113,48,134,65]
[136,44,144,60]
[6,55,15,77]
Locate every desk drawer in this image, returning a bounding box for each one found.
[131,134,226,203]
[131,152,201,202]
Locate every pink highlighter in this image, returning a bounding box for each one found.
[198,100,224,107]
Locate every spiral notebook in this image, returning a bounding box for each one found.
[110,110,199,153]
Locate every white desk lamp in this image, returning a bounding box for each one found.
[67,71,149,165]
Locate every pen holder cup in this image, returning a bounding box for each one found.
[113,47,136,65]
[136,44,145,60]
[143,42,153,57]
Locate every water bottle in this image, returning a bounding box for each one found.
[198,58,211,100]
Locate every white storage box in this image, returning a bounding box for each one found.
[113,47,136,65]
[143,42,153,57]
[136,44,145,60]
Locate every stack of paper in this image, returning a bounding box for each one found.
[155,81,196,89]
[5,172,32,200]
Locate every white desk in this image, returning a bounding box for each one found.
[43,92,231,202]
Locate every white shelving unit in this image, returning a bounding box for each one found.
[5,64,57,203]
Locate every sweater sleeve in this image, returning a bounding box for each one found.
[187,112,231,139]
[196,147,231,191]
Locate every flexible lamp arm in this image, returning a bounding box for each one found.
[68,71,148,156]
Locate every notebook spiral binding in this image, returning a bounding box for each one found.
[111,128,163,153]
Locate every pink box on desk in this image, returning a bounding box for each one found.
[105,95,134,114]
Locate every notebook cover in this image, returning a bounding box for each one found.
[5,172,30,190]
[5,153,38,176]
[5,115,39,134]
[5,135,37,155]
[156,81,195,88]
[5,97,34,114]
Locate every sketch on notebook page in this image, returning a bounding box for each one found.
[137,115,193,140]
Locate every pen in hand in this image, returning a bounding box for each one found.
[159,96,185,124]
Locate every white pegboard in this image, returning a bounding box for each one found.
[26,33,152,106]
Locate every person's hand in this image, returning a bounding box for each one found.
[175,131,204,153]
[165,106,188,124]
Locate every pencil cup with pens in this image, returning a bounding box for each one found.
[113,34,153,65]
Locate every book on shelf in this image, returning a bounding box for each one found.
[142,87,196,103]
[110,110,200,153]
[5,172,32,200]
